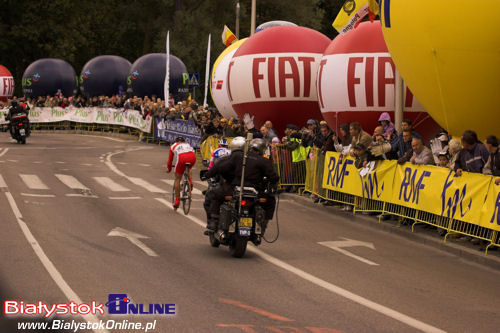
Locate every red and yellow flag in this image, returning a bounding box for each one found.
[222,25,237,47]
[332,0,380,35]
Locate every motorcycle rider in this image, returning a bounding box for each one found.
[6,100,30,138]
[205,137,278,235]
[202,137,244,233]
[203,136,245,231]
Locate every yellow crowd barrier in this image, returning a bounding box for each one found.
[271,144,307,190]
[316,150,500,254]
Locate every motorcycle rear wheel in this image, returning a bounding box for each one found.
[229,235,248,258]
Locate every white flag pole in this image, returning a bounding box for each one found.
[164,31,170,108]
[203,33,211,110]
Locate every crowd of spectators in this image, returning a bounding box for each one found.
[1,94,254,141]
[2,95,498,185]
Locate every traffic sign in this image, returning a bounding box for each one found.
[188,73,200,87]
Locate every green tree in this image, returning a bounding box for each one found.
[0,0,344,101]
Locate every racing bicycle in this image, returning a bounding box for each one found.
[172,163,192,215]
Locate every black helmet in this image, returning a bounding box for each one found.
[249,138,266,155]
[10,100,18,107]
[174,136,186,143]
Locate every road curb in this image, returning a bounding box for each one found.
[280,192,500,271]
[32,129,139,141]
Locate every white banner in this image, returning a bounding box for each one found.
[228,52,323,104]
[0,107,152,133]
[317,52,425,113]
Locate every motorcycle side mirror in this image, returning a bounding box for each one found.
[200,170,208,181]
[202,159,210,167]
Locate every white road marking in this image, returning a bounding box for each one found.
[7,159,18,162]
[138,163,151,167]
[0,174,7,188]
[130,177,166,193]
[118,162,127,165]
[104,149,168,194]
[154,198,444,333]
[0,148,8,157]
[19,174,49,190]
[109,196,142,200]
[319,238,379,266]
[81,163,94,166]
[55,161,66,164]
[33,161,43,164]
[77,134,127,142]
[55,174,89,190]
[0,161,4,163]
[161,179,203,195]
[93,177,130,192]
[66,194,98,198]
[3,147,57,150]
[21,193,56,198]
[107,227,158,257]
[0,174,108,333]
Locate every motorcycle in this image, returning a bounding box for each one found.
[201,171,273,258]
[9,112,30,144]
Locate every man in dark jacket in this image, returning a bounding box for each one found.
[302,119,320,148]
[454,130,490,176]
[484,135,500,184]
[319,124,336,153]
[390,119,421,158]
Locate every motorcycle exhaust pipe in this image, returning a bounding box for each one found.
[215,230,225,241]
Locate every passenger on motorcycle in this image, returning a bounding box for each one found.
[202,137,243,233]
[208,138,231,169]
[205,137,278,234]
[167,137,196,209]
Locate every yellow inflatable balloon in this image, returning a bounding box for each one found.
[380,0,500,138]
[210,39,247,118]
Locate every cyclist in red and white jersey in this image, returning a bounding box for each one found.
[167,137,196,208]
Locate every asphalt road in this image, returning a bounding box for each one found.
[0,133,499,333]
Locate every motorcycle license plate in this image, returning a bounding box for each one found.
[239,228,251,236]
[19,129,25,135]
[239,217,253,228]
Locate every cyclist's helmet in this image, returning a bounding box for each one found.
[249,138,266,155]
[229,136,246,151]
[218,138,229,147]
[174,136,186,143]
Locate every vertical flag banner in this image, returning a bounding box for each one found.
[164,31,170,108]
[203,34,211,110]
[222,25,237,47]
[333,0,379,35]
